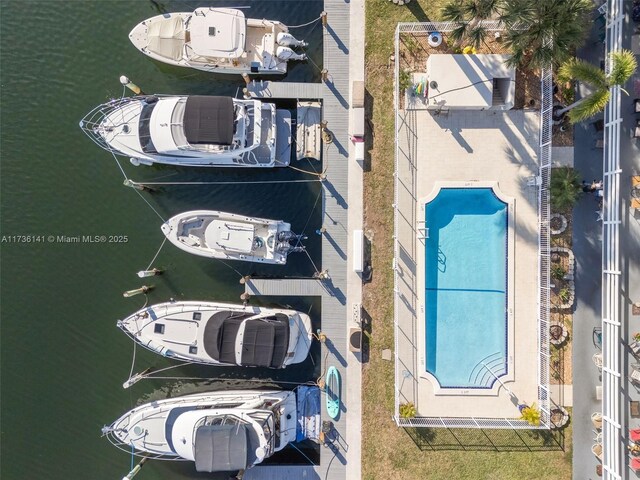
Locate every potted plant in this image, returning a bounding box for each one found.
[633,332,640,343]
[519,403,541,427]
[399,402,417,419]
[558,288,571,304]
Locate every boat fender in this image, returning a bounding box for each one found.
[129,157,154,167]
[276,32,307,48]
[276,46,306,62]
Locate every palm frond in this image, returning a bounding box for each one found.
[497,0,591,69]
[558,59,606,89]
[441,3,466,22]
[550,167,582,212]
[448,24,468,45]
[467,26,488,49]
[503,49,523,69]
[567,88,610,124]
[475,0,503,19]
[608,50,638,87]
[527,45,554,71]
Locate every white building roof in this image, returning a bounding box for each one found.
[426,54,515,110]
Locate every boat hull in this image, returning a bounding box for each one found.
[161,210,295,264]
[129,10,293,75]
[105,390,297,464]
[117,300,313,368]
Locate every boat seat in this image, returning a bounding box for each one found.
[180,234,200,247]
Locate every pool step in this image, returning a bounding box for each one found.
[468,352,506,388]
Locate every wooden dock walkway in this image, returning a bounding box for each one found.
[246,80,324,99]
[243,2,357,479]
[244,278,326,296]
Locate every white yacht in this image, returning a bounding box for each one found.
[129,7,307,75]
[102,390,297,473]
[117,301,313,368]
[161,210,305,264]
[81,95,286,167]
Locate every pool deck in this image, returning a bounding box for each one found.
[243,1,364,479]
[395,106,541,419]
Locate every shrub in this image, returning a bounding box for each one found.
[519,403,541,426]
[550,167,582,212]
[551,264,566,280]
[399,69,412,92]
[558,288,571,303]
[399,402,417,419]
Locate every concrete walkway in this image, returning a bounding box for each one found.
[571,11,607,480]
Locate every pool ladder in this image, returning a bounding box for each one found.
[417,220,429,243]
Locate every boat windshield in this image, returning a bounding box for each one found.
[249,411,275,455]
[139,100,158,153]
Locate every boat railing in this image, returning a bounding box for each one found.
[79,96,141,154]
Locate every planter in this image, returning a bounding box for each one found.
[550,406,570,429]
[428,32,443,47]
[550,214,568,235]
[552,104,567,124]
[550,247,576,310]
[550,322,569,346]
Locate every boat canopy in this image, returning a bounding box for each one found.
[147,15,185,61]
[241,316,290,368]
[202,312,290,367]
[194,424,249,472]
[184,96,234,145]
[190,8,246,59]
[203,311,252,364]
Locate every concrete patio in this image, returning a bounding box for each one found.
[395,105,542,421]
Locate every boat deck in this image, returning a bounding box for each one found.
[242,2,364,479]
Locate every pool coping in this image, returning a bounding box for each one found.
[416,181,516,397]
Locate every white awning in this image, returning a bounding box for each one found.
[189,8,246,59]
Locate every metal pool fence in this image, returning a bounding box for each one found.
[393,22,550,430]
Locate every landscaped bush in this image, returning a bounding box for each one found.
[551,264,566,281]
[399,402,417,419]
[550,167,582,212]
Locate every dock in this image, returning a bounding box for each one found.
[245,81,324,99]
[244,278,327,296]
[243,1,364,480]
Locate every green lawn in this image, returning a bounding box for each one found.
[362,1,573,478]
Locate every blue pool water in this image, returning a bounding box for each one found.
[425,188,508,389]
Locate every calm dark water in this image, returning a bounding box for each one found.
[0,1,323,478]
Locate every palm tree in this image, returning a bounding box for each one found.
[441,0,591,70]
[501,0,592,70]
[441,0,504,50]
[555,50,637,123]
[550,167,582,212]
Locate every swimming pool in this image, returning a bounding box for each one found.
[424,188,508,389]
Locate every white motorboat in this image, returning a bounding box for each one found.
[102,390,297,472]
[161,210,305,264]
[129,7,308,75]
[117,301,313,368]
[80,94,321,168]
[81,95,283,167]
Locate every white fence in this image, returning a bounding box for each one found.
[393,22,550,429]
[601,1,624,479]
